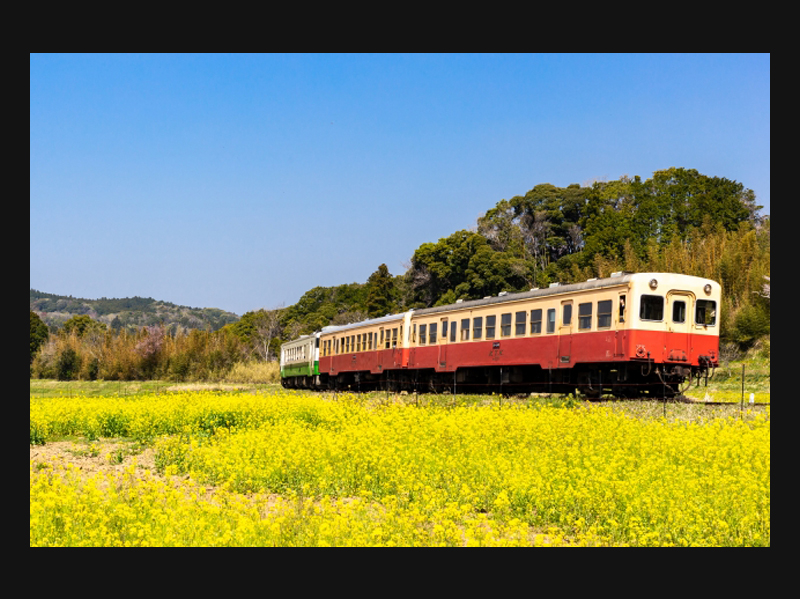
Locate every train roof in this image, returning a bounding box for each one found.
[313,272,718,336]
[412,272,636,317]
[319,312,405,335]
[412,272,718,317]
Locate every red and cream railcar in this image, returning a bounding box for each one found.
[306,272,720,397]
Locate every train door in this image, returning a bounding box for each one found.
[666,291,693,362]
[614,293,627,357]
[438,317,448,369]
[558,300,573,365]
[377,327,385,371]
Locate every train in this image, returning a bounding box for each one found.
[280,272,720,398]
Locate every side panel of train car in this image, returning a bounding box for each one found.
[280,334,319,388]
[281,273,720,397]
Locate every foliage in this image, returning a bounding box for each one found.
[30,289,239,333]
[62,315,107,337]
[364,264,396,318]
[30,390,770,546]
[30,311,49,365]
[31,323,248,382]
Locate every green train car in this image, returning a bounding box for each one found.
[280,333,320,388]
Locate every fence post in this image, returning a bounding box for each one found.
[740,364,746,417]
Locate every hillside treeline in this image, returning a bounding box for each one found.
[30,167,769,381]
[274,168,769,350]
[30,290,239,332]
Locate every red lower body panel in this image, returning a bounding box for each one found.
[319,329,718,375]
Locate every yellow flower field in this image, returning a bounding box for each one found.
[30,391,770,546]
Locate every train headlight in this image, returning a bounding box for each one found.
[704,283,712,295]
[649,278,658,290]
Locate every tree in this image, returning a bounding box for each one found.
[30,311,49,365]
[251,309,284,361]
[62,315,107,337]
[364,264,395,318]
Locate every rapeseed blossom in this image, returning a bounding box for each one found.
[30,391,770,546]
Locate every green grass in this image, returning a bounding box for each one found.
[29,379,282,399]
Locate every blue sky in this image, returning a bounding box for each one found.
[30,54,770,316]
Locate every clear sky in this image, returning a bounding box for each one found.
[30,54,770,316]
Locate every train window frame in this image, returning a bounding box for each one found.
[515,311,526,336]
[578,303,592,330]
[530,309,542,335]
[486,315,496,339]
[501,313,512,337]
[473,316,483,340]
[672,300,686,324]
[419,324,427,345]
[461,319,470,341]
[547,309,556,334]
[640,295,664,321]
[695,299,717,326]
[597,300,612,329]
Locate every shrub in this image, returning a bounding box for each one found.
[56,347,80,381]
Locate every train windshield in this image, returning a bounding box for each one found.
[695,300,717,325]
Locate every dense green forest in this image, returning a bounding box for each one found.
[30,167,769,381]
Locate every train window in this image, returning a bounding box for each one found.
[486,315,496,339]
[473,316,483,340]
[597,300,612,328]
[442,320,448,340]
[357,335,361,352]
[672,300,686,324]
[380,329,384,347]
[392,328,398,348]
[461,319,470,341]
[501,313,512,337]
[450,321,457,342]
[578,303,592,330]
[640,295,664,321]
[419,324,427,345]
[695,300,717,326]
[429,323,437,344]
[562,304,572,326]
[412,324,416,343]
[547,309,556,333]
[515,311,526,336]
[619,295,626,323]
[530,309,542,334]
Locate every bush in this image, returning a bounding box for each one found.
[56,348,80,381]
[223,361,280,384]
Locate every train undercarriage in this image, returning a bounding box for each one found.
[282,360,714,399]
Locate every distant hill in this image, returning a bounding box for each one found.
[30,289,239,332]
